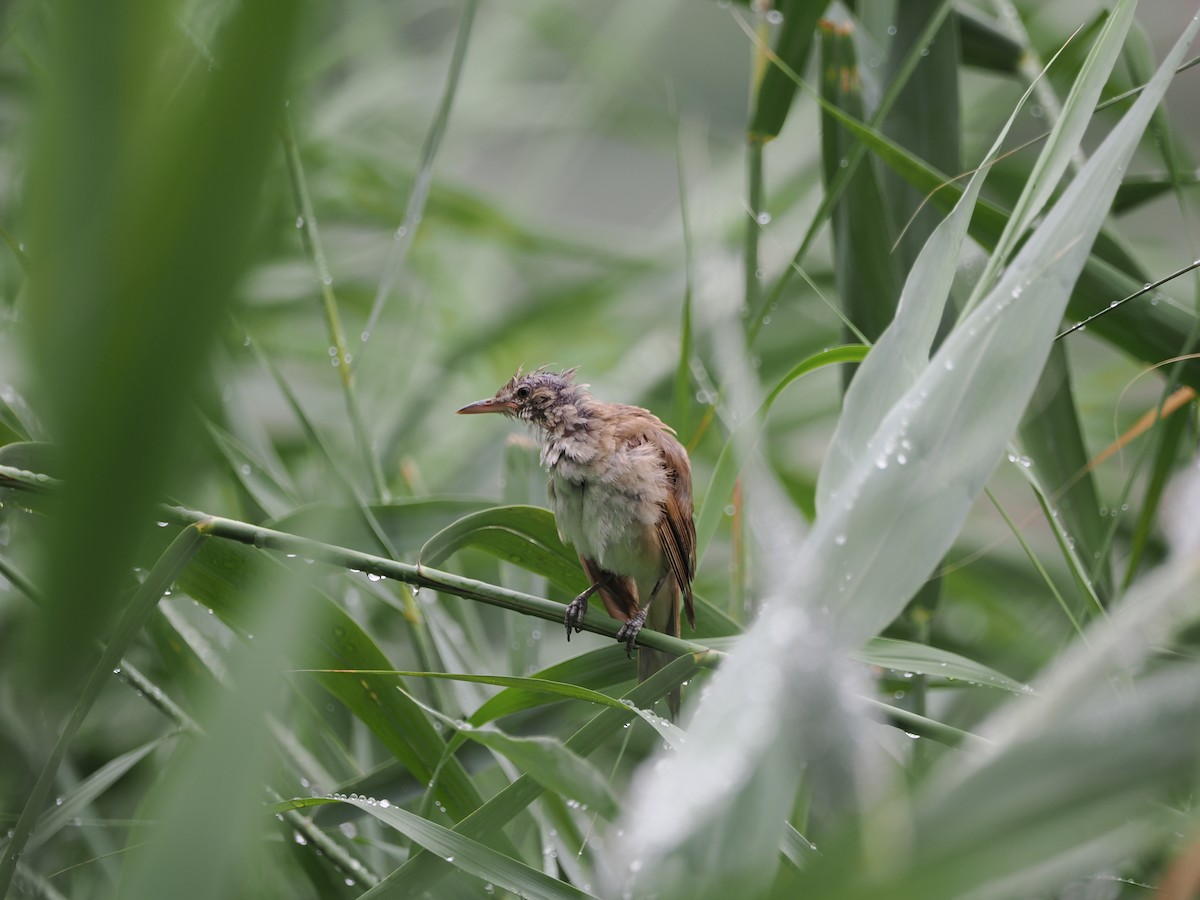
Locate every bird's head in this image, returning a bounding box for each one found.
[457,367,586,430]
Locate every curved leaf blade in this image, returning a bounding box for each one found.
[275,796,596,900]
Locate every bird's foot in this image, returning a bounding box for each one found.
[616,612,647,659]
[564,595,589,641]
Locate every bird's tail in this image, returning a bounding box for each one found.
[637,646,680,719]
[638,581,683,719]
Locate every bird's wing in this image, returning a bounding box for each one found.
[644,423,697,631]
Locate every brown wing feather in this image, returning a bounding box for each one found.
[648,429,697,630]
[590,404,697,632]
[578,556,639,622]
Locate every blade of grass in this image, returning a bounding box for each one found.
[670,88,696,438]
[281,111,387,499]
[357,0,479,362]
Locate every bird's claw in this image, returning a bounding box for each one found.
[564,596,588,640]
[616,613,646,659]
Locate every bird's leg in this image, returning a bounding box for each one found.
[565,576,610,640]
[615,574,668,658]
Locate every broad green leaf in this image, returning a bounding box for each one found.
[823,0,1177,645]
[957,6,1023,74]
[1017,346,1112,605]
[879,0,962,271]
[749,1,829,141]
[820,21,904,350]
[815,0,1120,514]
[420,504,584,592]
[459,728,620,820]
[304,666,688,753]
[795,59,1200,390]
[276,796,596,900]
[855,638,1030,695]
[0,441,61,476]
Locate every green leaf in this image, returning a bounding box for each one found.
[361,655,701,899]
[796,54,1200,390]
[820,20,904,347]
[469,646,638,724]
[879,0,961,271]
[464,728,621,820]
[1018,345,1112,605]
[1113,171,1200,213]
[27,733,176,852]
[392,684,621,820]
[175,538,493,827]
[276,796,596,900]
[420,504,585,593]
[749,1,829,141]
[855,638,1031,695]
[697,345,868,559]
[957,6,1023,74]
[22,0,303,703]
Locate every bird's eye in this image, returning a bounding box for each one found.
[515,386,531,400]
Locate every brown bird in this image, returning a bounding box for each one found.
[458,367,697,717]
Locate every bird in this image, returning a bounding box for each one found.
[458,366,697,717]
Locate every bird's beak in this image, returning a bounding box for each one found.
[457,397,514,415]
